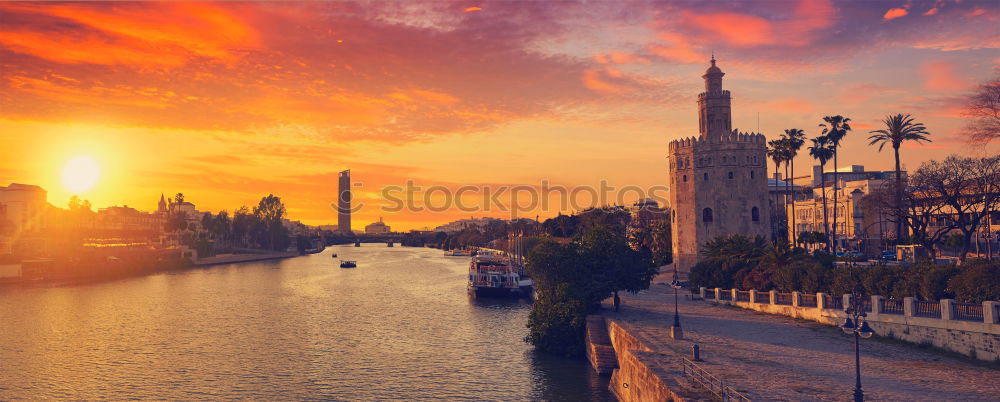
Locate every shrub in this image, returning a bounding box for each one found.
[948,260,1000,303]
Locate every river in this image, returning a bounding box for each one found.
[0,244,612,400]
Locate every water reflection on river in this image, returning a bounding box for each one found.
[0,245,612,400]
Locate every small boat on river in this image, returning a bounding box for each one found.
[340,260,357,268]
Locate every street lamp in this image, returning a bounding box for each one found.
[669,267,683,339]
[841,290,874,402]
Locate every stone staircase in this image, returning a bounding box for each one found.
[586,315,618,375]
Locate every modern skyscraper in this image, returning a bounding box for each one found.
[338,169,352,234]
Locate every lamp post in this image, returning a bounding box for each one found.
[669,266,683,339]
[841,289,874,402]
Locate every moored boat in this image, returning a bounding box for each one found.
[466,250,530,298]
[340,260,357,268]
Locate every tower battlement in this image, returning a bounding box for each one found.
[696,90,730,100]
[668,130,766,151]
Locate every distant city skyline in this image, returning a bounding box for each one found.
[0,1,998,230]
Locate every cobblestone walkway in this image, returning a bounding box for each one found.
[610,274,1000,401]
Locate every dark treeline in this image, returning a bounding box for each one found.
[175,194,294,257]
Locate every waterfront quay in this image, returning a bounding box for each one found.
[592,273,1000,401]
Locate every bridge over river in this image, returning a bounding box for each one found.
[597,272,1000,401]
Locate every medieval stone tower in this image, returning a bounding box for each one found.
[668,57,771,273]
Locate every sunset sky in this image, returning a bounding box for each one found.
[1,1,998,230]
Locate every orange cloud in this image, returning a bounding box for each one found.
[923,7,939,16]
[647,32,704,64]
[685,12,776,47]
[0,2,257,67]
[582,69,624,94]
[920,60,966,91]
[883,8,908,21]
[464,7,482,13]
[672,0,836,49]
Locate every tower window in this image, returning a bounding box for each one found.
[703,173,709,181]
[683,175,687,182]
[702,208,713,223]
[752,207,760,222]
[728,171,734,179]
[750,170,755,179]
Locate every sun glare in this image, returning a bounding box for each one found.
[61,156,101,194]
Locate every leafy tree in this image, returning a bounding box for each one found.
[911,155,1000,260]
[819,115,852,251]
[868,113,931,240]
[174,193,185,204]
[948,260,1000,303]
[808,136,834,251]
[253,194,288,251]
[201,212,213,235]
[526,225,656,356]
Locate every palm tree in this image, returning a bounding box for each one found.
[767,139,788,242]
[809,136,835,251]
[782,128,807,245]
[819,115,852,252]
[868,113,931,243]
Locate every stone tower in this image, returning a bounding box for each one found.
[668,58,771,274]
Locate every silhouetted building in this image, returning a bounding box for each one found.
[338,170,352,234]
[365,217,390,234]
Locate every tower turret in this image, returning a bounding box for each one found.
[697,56,732,139]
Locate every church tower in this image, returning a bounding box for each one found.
[667,58,771,274]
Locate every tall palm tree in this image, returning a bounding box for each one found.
[809,136,835,251]
[868,113,931,244]
[767,139,788,242]
[782,128,807,245]
[819,115,852,252]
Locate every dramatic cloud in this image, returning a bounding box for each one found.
[1,0,997,228]
[883,8,909,21]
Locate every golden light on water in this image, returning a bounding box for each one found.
[61,156,100,194]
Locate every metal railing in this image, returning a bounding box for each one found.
[754,293,770,304]
[825,295,843,310]
[881,299,904,315]
[706,290,717,300]
[775,293,793,306]
[719,291,732,301]
[953,303,984,322]
[680,357,751,401]
[735,291,750,302]
[914,300,942,318]
[799,293,818,307]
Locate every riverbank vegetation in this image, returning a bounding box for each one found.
[689,234,1000,303]
[525,225,658,356]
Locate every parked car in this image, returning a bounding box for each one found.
[880,250,897,261]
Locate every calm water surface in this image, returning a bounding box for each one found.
[0,245,611,400]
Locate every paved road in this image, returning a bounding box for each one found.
[609,274,1000,401]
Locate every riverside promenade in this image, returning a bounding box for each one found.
[605,273,1000,401]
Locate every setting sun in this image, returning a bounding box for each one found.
[61,156,100,194]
